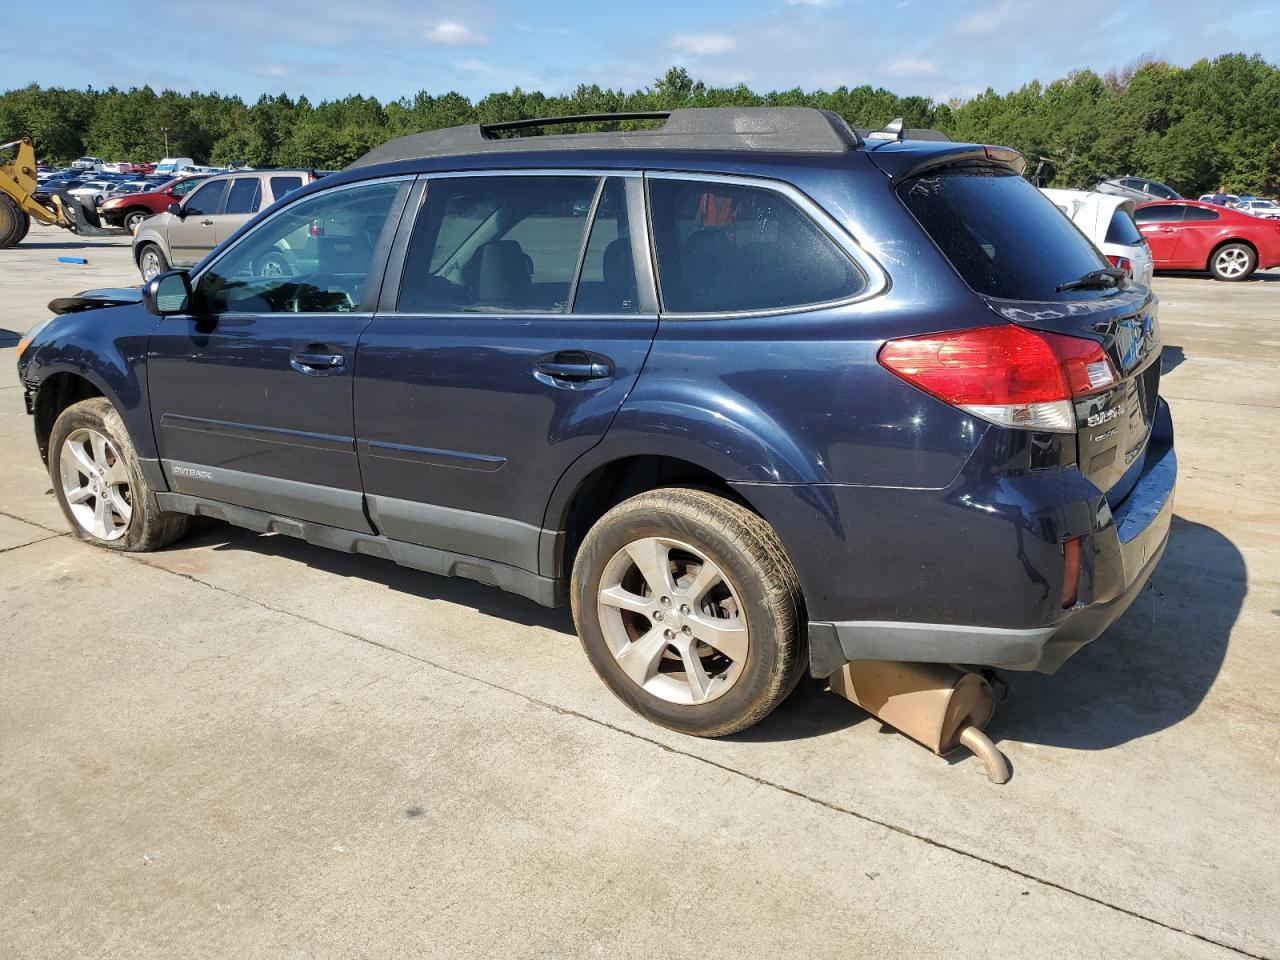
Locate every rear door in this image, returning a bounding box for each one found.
[213,175,264,245]
[353,172,658,572]
[168,178,228,265]
[148,177,410,530]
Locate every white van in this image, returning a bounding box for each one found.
[154,157,197,177]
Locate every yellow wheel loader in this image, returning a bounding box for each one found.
[1,137,121,248]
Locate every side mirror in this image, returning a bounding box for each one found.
[143,270,193,316]
[167,202,183,217]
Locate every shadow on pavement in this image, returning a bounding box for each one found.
[1000,516,1242,750]
[1161,344,1186,374]
[1157,269,1280,282]
[14,239,128,250]
[182,512,1241,752]
[194,518,576,635]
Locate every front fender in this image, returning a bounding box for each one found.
[23,304,161,460]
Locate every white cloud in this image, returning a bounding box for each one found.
[423,20,484,45]
[886,56,939,78]
[785,0,842,6]
[262,64,289,77]
[669,32,736,56]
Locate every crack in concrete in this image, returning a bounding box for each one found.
[0,505,1267,958]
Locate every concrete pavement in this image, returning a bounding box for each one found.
[1,224,1276,959]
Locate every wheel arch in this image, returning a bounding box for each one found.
[32,371,107,463]
[1207,236,1257,269]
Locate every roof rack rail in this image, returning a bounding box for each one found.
[482,112,671,135]
[349,107,864,168]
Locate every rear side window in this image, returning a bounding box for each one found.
[1104,208,1143,245]
[223,177,262,215]
[573,178,639,314]
[1134,205,1183,223]
[648,178,864,313]
[270,176,304,200]
[398,175,598,313]
[1183,206,1220,222]
[1147,182,1179,199]
[899,169,1107,300]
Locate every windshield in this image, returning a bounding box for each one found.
[899,168,1109,300]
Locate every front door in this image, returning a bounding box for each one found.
[354,173,658,573]
[1136,203,1186,265]
[167,177,228,265]
[148,177,410,531]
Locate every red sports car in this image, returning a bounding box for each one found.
[1135,199,1280,281]
[97,175,208,233]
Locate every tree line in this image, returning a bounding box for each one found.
[3,54,1278,196]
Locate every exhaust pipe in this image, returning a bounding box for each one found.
[828,660,1011,784]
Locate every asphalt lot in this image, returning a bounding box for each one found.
[2,223,1277,959]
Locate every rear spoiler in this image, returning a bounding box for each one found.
[865,142,1026,181]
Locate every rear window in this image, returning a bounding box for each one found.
[270,176,304,199]
[1104,208,1143,245]
[898,169,1108,300]
[648,178,864,313]
[1183,206,1220,222]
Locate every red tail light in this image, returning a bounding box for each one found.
[1106,254,1133,277]
[878,324,1118,433]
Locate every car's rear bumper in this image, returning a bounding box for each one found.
[767,401,1177,678]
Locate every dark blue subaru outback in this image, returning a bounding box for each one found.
[16,109,1175,737]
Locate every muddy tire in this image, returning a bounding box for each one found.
[571,487,806,737]
[49,397,189,552]
[0,194,24,248]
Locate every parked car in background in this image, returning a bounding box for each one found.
[1235,198,1280,219]
[1041,188,1154,286]
[154,157,197,178]
[19,109,1176,741]
[65,179,119,206]
[99,175,209,233]
[70,156,105,171]
[1135,199,1280,280]
[1197,193,1240,206]
[133,169,319,277]
[112,180,153,196]
[1097,176,1181,203]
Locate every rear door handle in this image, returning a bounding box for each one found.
[535,360,610,379]
[200,219,214,226]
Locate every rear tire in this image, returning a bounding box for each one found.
[1209,242,1256,281]
[49,397,189,552]
[571,488,806,737]
[0,194,24,248]
[138,243,169,280]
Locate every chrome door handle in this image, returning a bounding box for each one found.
[535,361,610,380]
[290,351,346,376]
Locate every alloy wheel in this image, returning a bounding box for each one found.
[1215,247,1250,278]
[58,427,132,540]
[140,249,163,279]
[596,536,748,705]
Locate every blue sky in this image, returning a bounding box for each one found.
[2,0,1278,104]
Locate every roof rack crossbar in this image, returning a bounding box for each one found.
[482,112,672,135]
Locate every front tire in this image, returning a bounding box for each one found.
[0,194,24,248]
[123,209,149,233]
[1209,242,1256,281]
[138,243,169,280]
[571,488,805,737]
[49,398,189,552]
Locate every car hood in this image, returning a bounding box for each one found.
[48,287,143,315]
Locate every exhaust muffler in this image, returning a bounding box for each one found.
[829,660,1011,784]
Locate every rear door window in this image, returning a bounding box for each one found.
[1104,208,1143,245]
[398,175,599,313]
[648,178,864,313]
[573,178,639,314]
[1134,204,1184,223]
[223,177,262,215]
[1183,206,1220,222]
[899,169,1108,300]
